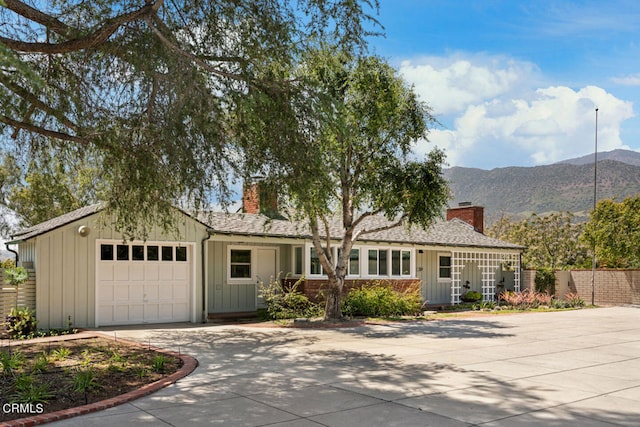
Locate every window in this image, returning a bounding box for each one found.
[402,250,411,275]
[293,246,303,275]
[349,249,359,276]
[368,249,388,276]
[147,246,159,261]
[310,247,321,275]
[100,243,188,262]
[310,247,336,276]
[162,246,173,261]
[116,245,129,261]
[100,244,113,261]
[176,246,187,262]
[439,255,452,279]
[132,245,145,261]
[230,249,252,278]
[337,248,360,276]
[392,250,401,276]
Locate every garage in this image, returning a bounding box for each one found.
[97,241,193,326]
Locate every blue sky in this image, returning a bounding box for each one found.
[368,0,640,168]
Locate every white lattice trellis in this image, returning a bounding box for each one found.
[450,251,520,304]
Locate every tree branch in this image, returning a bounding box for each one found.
[0,75,80,132]
[309,215,336,277]
[4,0,73,36]
[146,15,246,82]
[352,214,407,241]
[0,115,86,143]
[2,0,163,54]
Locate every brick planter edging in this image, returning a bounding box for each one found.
[2,332,199,427]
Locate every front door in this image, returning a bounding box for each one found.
[256,248,277,307]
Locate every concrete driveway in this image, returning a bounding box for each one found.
[50,307,640,426]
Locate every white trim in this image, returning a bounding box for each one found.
[437,252,452,282]
[305,243,417,280]
[227,245,254,284]
[450,250,521,304]
[226,245,281,285]
[94,239,195,327]
[291,245,304,277]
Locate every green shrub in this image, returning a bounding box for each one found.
[342,281,423,317]
[11,373,53,404]
[259,275,323,320]
[564,292,585,308]
[461,291,483,302]
[50,347,71,361]
[152,355,167,373]
[1,350,24,376]
[535,268,556,295]
[73,369,100,404]
[472,300,496,310]
[6,307,38,339]
[4,266,28,288]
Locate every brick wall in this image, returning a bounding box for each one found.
[522,269,640,305]
[521,269,536,291]
[285,278,422,303]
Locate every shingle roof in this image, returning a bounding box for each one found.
[198,212,523,250]
[11,205,523,251]
[10,203,104,242]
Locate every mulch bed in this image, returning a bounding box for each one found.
[0,335,182,423]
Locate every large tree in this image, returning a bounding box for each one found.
[254,48,449,320]
[0,150,101,229]
[582,196,640,268]
[0,0,378,238]
[487,212,588,269]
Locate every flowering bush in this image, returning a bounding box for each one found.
[498,289,552,310]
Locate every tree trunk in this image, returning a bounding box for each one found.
[324,275,344,320]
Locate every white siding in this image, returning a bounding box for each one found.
[33,212,207,329]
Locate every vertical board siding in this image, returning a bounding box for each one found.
[31,211,207,329]
[16,241,36,265]
[417,250,452,304]
[461,261,481,293]
[207,240,287,313]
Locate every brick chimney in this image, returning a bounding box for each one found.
[446,202,484,234]
[242,180,278,217]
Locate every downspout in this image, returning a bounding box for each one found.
[5,242,19,266]
[201,230,213,323]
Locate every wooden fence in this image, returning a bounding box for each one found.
[0,269,36,323]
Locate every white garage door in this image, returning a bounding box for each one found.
[97,241,192,326]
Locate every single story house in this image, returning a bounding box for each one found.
[7,185,523,329]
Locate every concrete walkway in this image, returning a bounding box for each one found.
[50,307,640,426]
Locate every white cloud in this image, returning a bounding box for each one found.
[400,54,538,115]
[612,73,640,86]
[405,54,635,167]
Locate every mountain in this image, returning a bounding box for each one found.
[556,149,640,167]
[445,153,640,223]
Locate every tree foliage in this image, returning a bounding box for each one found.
[582,196,640,268]
[259,48,449,319]
[0,151,101,229]
[0,0,379,238]
[487,212,588,269]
